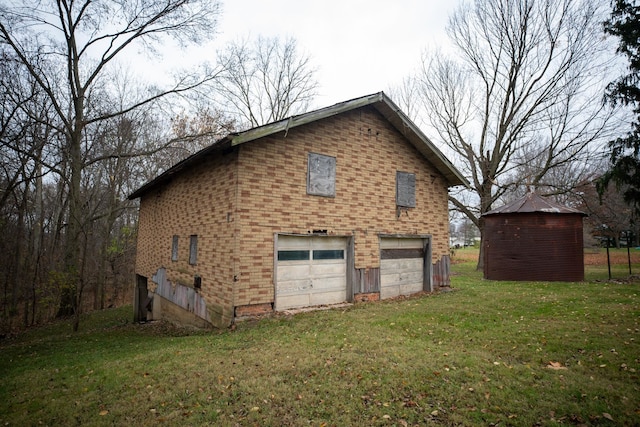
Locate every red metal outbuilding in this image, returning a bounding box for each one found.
[482,192,587,281]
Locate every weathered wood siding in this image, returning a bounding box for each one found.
[153,267,210,322]
[433,255,451,288]
[353,267,380,293]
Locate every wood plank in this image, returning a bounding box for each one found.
[380,248,424,259]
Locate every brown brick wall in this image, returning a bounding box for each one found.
[235,303,273,318]
[234,106,449,307]
[135,149,239,326]
[135,106,451,325]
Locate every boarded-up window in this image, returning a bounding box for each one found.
[307,153,336,197]
[189,235,198,265]
[171,235,179,261]
[396,171,416,207]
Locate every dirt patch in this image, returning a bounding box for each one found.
[452,248,640,266]
[584,249,640,266]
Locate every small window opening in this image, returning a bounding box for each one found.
[171,235,179,261]
[189,235,198,265]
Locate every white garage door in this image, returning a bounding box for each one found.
[275,235,347,311]
[380,238,425,299]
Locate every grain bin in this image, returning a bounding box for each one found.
[482,193,586,281]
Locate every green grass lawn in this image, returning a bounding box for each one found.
[1,252,639,426]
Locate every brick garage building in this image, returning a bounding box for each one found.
[129,92,467,328]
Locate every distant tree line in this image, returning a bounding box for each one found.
[0,0,318,333]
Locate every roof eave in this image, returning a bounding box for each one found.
[230,92,469,188]
[371,94,469,188]
[229,92,386,146]
[127,137,233,200]
[128,91,470,199]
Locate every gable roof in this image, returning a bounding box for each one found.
[482,192,586,216]
[129,92,468,200]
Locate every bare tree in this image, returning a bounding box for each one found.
[417,0,620,269]
[215,36,319,128]
[575,165,636,249]
[0,46,62,331]
[0,0,222,330]
[387,76,422,123]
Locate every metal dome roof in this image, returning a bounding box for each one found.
[482,192,586,216]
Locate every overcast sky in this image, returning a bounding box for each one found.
[203,0,460,108]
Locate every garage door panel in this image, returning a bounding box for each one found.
[398,239,424,248]
[277,279,313,294]
[381,272,423,287]
[380,272,399,286]
[311,290,348,306]
[382,271,422,285]
[311,262,346,277]
[380,238,424,249]
[380,238,426,300]
[317,237,346,248]
[400,270,423,283]
[278,236,312,249]
[275,236,347,311]
[381,258,422,272]
[400,283,423,295]
[277,264,311,281]
[381,248,424,259]
[309,276,345,291]
[380,286,400,299]
[381,260,422,279]
[276,294,310,311]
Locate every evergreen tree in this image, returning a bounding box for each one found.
[599,0,640,214]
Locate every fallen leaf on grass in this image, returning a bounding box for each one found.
[99,410,108,416]
[547,361,568,370]
[602,413,614,421]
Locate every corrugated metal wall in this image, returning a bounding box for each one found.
[483,213,584,281]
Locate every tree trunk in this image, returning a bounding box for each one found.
[94,227,108,310]
[95,198,117,310]
[57,133,83,318]
[29,160,44,327]
[11,183,29,318]
[476,180,494,272]
[476,222,486,272]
